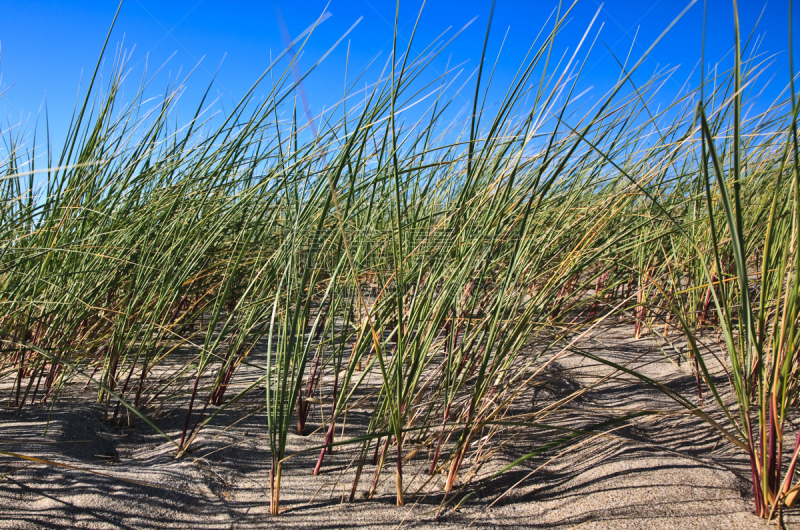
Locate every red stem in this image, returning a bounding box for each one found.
[429,403,451,475]
[178,370,201,451]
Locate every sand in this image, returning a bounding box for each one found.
[0,324,796,529]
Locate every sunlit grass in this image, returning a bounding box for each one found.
[2,0,800,521]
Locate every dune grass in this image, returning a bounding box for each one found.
[2,0,800,520]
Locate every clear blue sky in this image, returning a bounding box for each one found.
[0,1,798,155]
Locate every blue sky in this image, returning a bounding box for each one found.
[0,1,798,155]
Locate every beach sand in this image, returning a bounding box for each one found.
[0,325,795,529]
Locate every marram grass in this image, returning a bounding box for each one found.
[1,0,800,520]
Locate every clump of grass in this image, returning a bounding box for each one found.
[3,0,800,520]
[566,1,800,520]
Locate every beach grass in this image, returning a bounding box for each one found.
[2,0,800,521]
